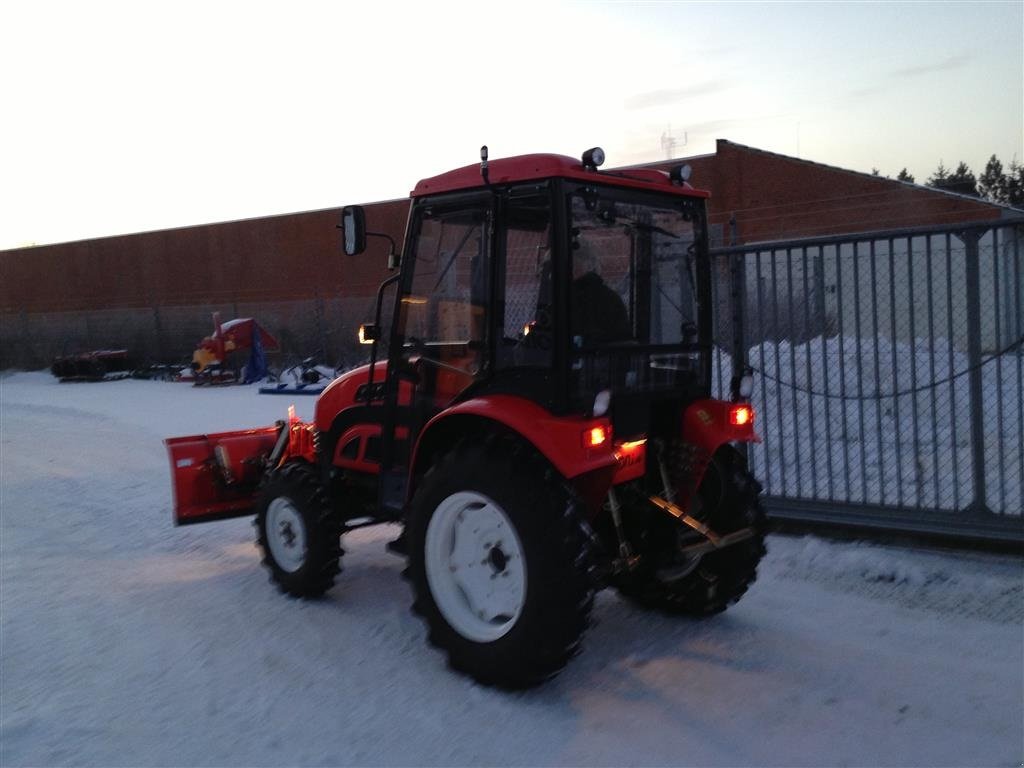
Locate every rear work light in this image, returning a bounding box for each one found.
[584,425,610,448]
[730,405,753,427]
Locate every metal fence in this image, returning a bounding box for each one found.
[710,220,1024,543]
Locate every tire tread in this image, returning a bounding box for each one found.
[255,461,343,598]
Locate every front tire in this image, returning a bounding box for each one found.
[255,462,342,598]
[408,439,595,689]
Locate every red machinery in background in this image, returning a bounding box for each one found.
[189,312,279,385]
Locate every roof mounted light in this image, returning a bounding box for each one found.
[669,164,692,184]
[582,147,605,171]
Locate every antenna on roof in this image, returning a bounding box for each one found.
[661,125,688,159]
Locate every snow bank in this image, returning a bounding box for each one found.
[763,535,1023,625]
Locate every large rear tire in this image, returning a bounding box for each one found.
[614,447,766,615]
[407,439,595,689]
[255,462,342,598]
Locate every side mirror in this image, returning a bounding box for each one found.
[341,205,366,256]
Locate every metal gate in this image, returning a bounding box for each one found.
[711,220,1024,542]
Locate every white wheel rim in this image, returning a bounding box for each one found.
[424,491,527,643]
[266,497,308,573]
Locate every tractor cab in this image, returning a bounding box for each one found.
[343,150,719,510]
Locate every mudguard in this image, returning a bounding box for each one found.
[410,395,617,483]
[683,398,759,451]
[675,398,759,510]
[315,362,413,432]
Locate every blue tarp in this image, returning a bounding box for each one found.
[243,329,267,384]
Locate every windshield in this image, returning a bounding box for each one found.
[569,191,699,349]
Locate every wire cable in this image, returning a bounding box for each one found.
[742,335,1024,400]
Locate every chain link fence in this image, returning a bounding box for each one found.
[711,220,1024,541]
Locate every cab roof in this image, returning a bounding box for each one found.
[411,153,710,199]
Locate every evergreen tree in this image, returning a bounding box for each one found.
[928,161,977,197]
[1005,159,1024,208]
[977,155,1006,202]
[927,161,950,187]
[896,168,915,183]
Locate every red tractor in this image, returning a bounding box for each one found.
[166,148,765,688]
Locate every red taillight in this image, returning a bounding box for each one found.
[584,425,610,448]
[730,405,753,426]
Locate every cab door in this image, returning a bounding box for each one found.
[378,194,493,508]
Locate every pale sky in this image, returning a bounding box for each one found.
[1,0,1021,249]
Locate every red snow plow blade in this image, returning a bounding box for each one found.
[165,426,280,525]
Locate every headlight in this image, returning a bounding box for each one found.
[358,324,377,345]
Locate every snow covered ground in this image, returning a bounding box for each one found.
[1,371,1021,767]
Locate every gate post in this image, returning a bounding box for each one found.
[729,251,748,379]
[723,217,752,463]
[961,229,991,515]
[727,214,747,379]
[729,249,750,463]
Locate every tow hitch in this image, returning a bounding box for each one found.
[648,494,757,582]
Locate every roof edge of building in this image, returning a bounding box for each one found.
[0,196,411,254]
[716,139,1022,215]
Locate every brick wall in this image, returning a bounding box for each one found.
[1,141,1011,369]
[638,140,1003,245]
[0,200,407,368]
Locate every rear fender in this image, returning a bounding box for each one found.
[674,398,759,511]
[165,426,280,525]
[683,399,759,451]
[408,395,617,500]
